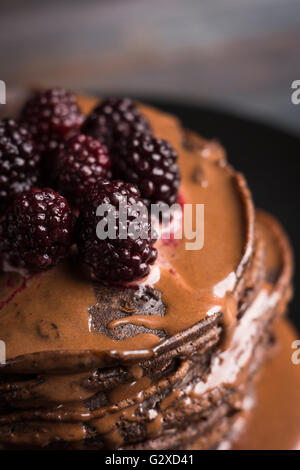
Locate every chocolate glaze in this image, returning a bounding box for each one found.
[0,96,296,449]
[0,97,255,361]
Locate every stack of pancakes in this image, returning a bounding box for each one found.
[0,97,293,449]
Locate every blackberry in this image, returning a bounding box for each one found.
[0,119,41,212]
[81,97,152,153]
[77,180,157,283]
[20,88,84,172]
[114,133,180,206]
[55,134,111,208]
[0,188,75,274]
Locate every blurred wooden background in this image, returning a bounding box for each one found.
[0,0,299,133]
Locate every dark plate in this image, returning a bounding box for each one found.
[137,98,299,330]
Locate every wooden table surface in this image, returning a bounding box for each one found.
[0,0,299,133]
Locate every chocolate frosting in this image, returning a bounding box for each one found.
[0,97,254,362]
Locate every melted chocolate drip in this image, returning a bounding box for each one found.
[90,285,166,340]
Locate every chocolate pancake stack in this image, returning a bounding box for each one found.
[0,97,293,449]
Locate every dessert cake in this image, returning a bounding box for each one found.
[0,92,297,450]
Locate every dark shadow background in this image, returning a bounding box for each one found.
[0,0,299,328]
[1,0,300,133]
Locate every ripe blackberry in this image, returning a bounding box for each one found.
[20,88,84,170]
[81,97,152,153]
[55,134,111,208]
[77,180,157,283]
[114,133,181,206]
[0,188,75,274]
[0,118,40,212]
